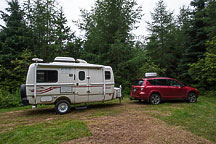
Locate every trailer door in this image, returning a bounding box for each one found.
[88,68,104,102]
[74,68,89,103]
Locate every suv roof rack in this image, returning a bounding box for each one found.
[145,73,157,78]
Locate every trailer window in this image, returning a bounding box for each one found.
[79,71,85,81]
[105,71,111,80]
[37,70,58,83]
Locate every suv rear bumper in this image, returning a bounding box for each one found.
[130,92,149,100]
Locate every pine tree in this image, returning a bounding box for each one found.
[79,0,142,86]
[0,0,32,91]
[146,0,177,77]
[186,0,209,63]
[24,0,77,61]
[55,7,72,56]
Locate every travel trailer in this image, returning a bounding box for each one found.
[20,57,122,114]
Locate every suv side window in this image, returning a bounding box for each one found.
[148,80,156,85]
[167,79,182,87]
[157,79,168,86]
[148,79,167,86]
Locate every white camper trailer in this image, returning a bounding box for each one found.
[20,57,122,114]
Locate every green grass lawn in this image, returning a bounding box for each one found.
[141,95,216,142]
[0,119,91,144]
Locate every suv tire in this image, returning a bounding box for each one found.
[187,92,197,103]
[55,100,71,114]
[150,93,161,105]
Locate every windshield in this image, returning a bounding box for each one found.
[134,80,144,86]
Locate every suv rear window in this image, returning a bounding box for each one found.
[134,80,144,86]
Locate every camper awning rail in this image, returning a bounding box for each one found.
[37,63,104,68]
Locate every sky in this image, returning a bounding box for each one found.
[0,0,191,40]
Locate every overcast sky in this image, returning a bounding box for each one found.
[0,0,191,39]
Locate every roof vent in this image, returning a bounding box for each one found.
[145,73,157,77]
[54,57,75,63]
[76,59,87,63]
[32,58,43,63]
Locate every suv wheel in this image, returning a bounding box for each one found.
[150,93,161,105]
[187,92,197,103]
[55,100,71,114]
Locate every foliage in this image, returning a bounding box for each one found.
[79,0,143,88]
[23,0,74,61]
[188,37,216,90]
[0,0,33,91]
[0,89,20,108]
[146,0,177,78]
[136,57,166,79]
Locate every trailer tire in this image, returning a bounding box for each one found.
[55,100,71,115]
[20,84,29,106]
[20,84,26,99]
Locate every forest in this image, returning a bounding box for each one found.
[0,0,216,108]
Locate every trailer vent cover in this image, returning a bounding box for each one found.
[76,59,87,63]
[54,57,75,63]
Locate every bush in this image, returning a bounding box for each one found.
[188,37,216,90]
[0,89,21,108]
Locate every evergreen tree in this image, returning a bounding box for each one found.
[186,0,209,63]
[55,7,72,56]
[24,0,74,61]
[0,0,32,91]
[175,6,193,84]
[204,0,216,38]
[79,0,142,86]
[146,0,177,77]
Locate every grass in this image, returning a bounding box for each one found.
[0,119,91,144]
[0,95,216,143]
[141,96,216,142]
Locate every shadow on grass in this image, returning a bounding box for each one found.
[129,99,191,105]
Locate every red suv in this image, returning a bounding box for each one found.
[130,77,199,104]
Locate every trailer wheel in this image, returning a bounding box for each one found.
[55,100,71,115]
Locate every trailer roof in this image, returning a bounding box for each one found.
[36,62,105,68]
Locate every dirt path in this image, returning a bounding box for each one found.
[65,105,213,144]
